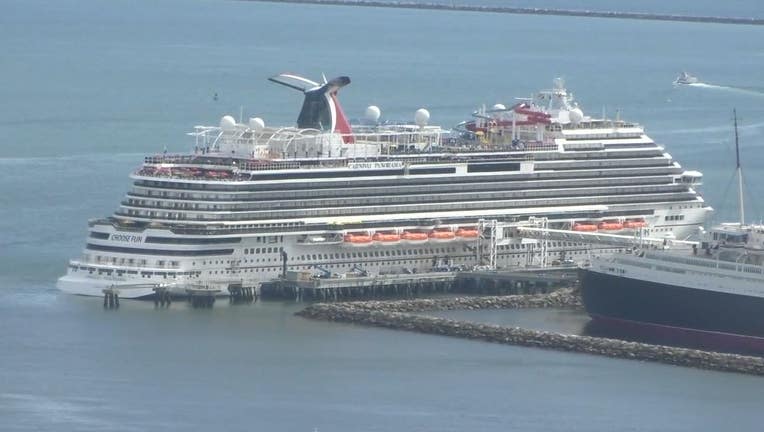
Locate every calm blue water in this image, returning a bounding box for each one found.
[2,1,764,430]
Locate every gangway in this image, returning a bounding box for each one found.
[476,218,699,271]
[514,226,698,249]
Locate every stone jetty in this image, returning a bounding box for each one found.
[244,0,764,26]
[297,289,764,376]
[336,288,582,313]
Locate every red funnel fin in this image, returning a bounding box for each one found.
[331,92,354,144]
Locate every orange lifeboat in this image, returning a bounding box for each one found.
[343,232,373,246]
[623,218,647,229]
[429,228,456,241]
[372,231,401,243]
[597,220,624,231]
[455,227,480,239]
[572,223,598,232]
[401,231,429,243]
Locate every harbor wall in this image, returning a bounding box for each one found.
[243,0,764,26]
[297,289,764,376]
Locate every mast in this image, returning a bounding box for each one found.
[734,109,745,225]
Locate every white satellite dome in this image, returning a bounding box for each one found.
[220,115,237,131]
[248,117,265,131]
[414,108,430,127]
[365,105,381,123]
[569,107,584,125]
[492,103,507,111]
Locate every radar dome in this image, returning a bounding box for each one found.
[365,105,381,123]
[220,115,237,131]
[492,104,507,111]
[569,108,584,125]
[414,108,430,127]
[248,117,265,131]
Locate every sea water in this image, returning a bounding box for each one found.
[2,1,764,430]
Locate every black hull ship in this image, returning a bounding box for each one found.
[580,111,764,354]
[580,261,764,353]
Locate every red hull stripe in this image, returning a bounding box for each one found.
[591,314,764,353]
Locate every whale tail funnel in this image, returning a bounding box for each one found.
[268,73,355,143]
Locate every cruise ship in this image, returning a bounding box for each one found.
[57,75,711,298]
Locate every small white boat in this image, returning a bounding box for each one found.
[673,71,699,85]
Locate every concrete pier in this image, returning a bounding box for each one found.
[297,289,764,376]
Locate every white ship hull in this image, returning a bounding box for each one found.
[56,274,160,299]
[59,212,707,299]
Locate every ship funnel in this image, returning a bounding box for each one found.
[269,73,354,143]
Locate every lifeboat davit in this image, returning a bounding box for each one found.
[455,227,480,239]
[344,232,373,246]
[401,231,429,243]
[572,223,598,232]
[597,220,624,231]
[429,228,456,242]
[623,218,648,229]
[372,231,401,244]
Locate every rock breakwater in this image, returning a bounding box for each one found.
[243,0,764,26]
[297,289,764,376]
[337,287,583,313]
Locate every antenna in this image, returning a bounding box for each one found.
[734,108,745,225]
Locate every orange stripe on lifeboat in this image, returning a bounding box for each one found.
[597,221,624,231]
[429,228,456,240]
[455,227,479,238]
[372,232,401,242]
[572,223,598,232]
[401,231,429,241]
[344,233,373,244]
[623,219,647,229]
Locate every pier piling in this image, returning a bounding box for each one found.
[102,288,120,309]
[186,286,221,308]
[152,287,172,308]
[227,284,258,304]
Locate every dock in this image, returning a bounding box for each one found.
[263,272,456,301]
[263,265,577,301]
[454,266,578,295]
